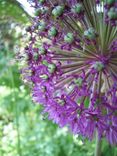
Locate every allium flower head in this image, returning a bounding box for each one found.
[21,0,117,144]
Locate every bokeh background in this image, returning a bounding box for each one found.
[0,0,117,156]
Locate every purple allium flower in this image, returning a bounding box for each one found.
[20,0,117,144]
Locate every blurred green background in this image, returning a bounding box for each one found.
[0,0,117,156]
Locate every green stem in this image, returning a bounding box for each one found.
[95,132,102,156]
[7,51,22,156]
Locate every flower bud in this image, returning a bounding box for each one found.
[106,0,115,5]
[42,60,48,66]
[39,46,46,55]
[39,0,45,4]
[35,9,41,16]
[41,6,49,14]
[33,53,39,60]
[48,27,57,37]
[74,77,83,87]
[108,7,117,20]
[56,98,65,106]
[48,64,56,73]
[52,6,64,17]
[40,74,48,80]
[64,33,74,44]
[93,61,104,71]
[71,3,83,14]
[38,21,46,31]
[84,28,97,40]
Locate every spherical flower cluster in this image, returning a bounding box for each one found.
[21,0,117,144]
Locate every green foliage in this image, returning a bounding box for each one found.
[0,1,117,156]
[0,0,29,23]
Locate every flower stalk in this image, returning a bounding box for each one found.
[95,131,102,156]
